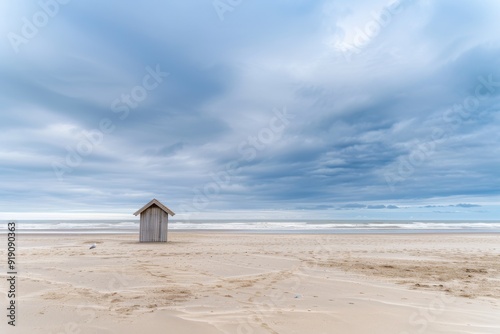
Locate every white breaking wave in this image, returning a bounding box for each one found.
[2,220,500,233]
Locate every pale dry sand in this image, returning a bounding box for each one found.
[1,232,500,333]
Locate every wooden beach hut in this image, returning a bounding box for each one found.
[134,199,175,242]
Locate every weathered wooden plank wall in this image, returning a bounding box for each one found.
[139,205,169,242]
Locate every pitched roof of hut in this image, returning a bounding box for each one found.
[133,198,176,216]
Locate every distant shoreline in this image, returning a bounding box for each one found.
[2,230,500,236]
[3,219,500,234]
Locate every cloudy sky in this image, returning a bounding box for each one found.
[1,0,500,220]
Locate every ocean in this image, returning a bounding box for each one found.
[2,220,500,234]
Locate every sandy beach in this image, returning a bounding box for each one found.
[1,232,500,333]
